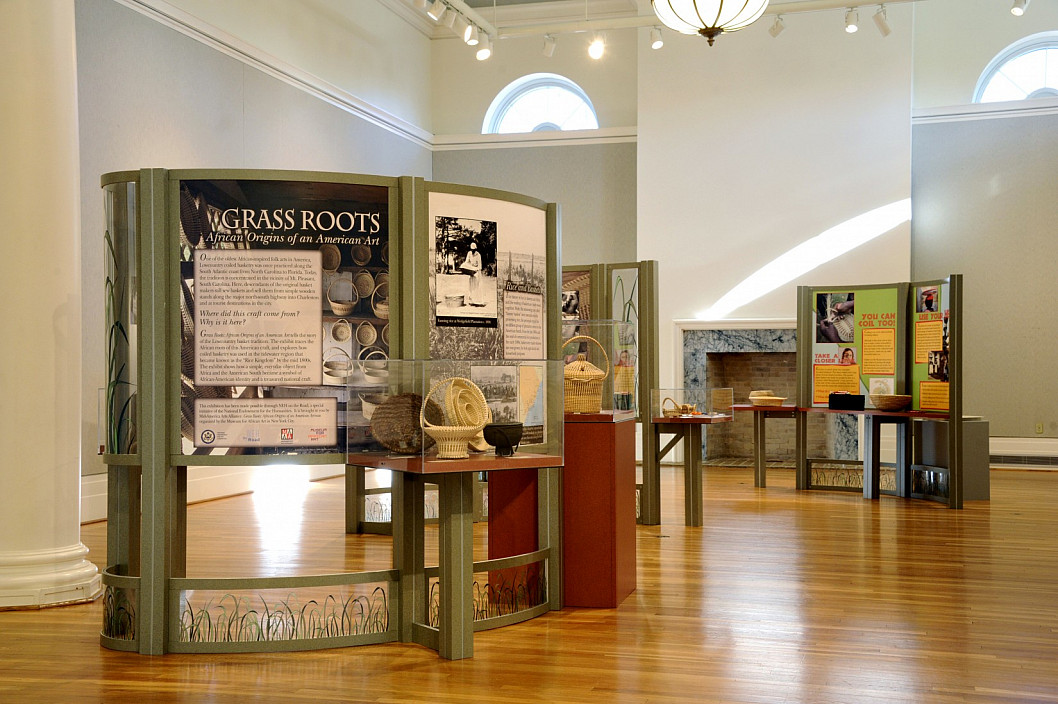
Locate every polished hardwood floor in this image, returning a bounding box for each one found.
[2,467,1058,703]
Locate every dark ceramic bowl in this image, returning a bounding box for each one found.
[483,422,523,457]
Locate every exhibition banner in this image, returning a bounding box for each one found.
[911,282,950,411]
[178,178,390,452]
[810,287,900,405]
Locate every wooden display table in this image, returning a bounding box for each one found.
[732,405,971,507]
[563,411,637,608]
[652,414,734,526]
[350,450,562,659]
[730,404,798,490]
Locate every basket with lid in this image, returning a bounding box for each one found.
[563,335,609,413]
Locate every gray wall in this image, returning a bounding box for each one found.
[911,112,1058,437]
[432,143,638,267]
[76,0,433,475]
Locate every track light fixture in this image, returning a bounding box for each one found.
[1011,0,1030,16]
[873,5,890,37]
[465,24,480,46]
[650,27,664,50]
[476,37,492,61]
[769,15,785,38]
[845,8,859,33]
[426,0,446,22]
[543,34,556,57]
[442,8,457,29]
[588,33,605,60]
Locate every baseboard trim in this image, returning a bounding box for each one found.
[81,465,346,523]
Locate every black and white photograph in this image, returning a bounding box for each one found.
[434,216,498,328]
[471,365,520,424]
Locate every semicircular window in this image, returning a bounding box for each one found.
[975,32,1058,103]
[483,73,599,135]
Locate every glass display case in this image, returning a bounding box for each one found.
[344,359,564,472]
[560,318,637,413]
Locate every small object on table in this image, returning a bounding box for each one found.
[869,393,912,411]
[749,390,787,407]
[483,422,523,457]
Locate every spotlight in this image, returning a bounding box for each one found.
[845,8,859,33]
[1011,0,1030,16]
[650,27,664,50]
[543,34,556,57]
[414,0,428,9]
[873,5,890,36]
[588,33,605,60]
[442,9,457,29]
[466,24,479,46]
[453,15,469,38]
[476,37,492,61]
[426,0,446,22]
[769,15,785,38]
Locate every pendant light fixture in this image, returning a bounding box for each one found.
[651,0,770,46]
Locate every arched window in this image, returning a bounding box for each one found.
[974,32,1058,103]
[482,73,599,135]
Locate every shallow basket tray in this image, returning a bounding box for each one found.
[870,394,912,412]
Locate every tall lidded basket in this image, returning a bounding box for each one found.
[563,335,609,413]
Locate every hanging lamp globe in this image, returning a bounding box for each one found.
[651,0,770,45]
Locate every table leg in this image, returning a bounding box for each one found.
[752,411,767,488]
[896,418,912,498]
[863,415,882,500]
[437,473,475,660]
[795,410,808,490]
[684,426,703,527]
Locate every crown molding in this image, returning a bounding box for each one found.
[433,126,637,150]
[912,97,1058,124]
[114,0,435,149]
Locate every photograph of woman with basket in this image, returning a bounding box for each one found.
[432,216,498,326]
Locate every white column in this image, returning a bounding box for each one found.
[0,0,101,607]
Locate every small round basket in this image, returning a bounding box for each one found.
[327,276,359,316]
[661,397,681,418]
[421,377,488,459]
[870,393,912,412]
[320,244,341,273]
[352,269,375,299]
[331,318,351,343]
[351,244,372,266]
[563,335,609,413]
[356,320,377,346]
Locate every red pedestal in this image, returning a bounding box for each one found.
[563,411,637,608]
[488,469,539,559]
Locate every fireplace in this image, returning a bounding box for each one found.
[681,324,858,464]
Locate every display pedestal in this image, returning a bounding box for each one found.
[563,411,636,608]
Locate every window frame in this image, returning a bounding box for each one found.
[974,31,1058,104]
[482,73,599,135]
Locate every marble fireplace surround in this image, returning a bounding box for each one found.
[674,319,860,462]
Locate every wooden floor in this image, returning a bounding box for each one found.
[3,467,1058,703]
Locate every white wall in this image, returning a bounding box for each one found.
[433,142,637,265]
[76,0,432,484]
[150,0,434,131]
[638,10,913,386]
[913,0,1058,109]
[431,28,639,135]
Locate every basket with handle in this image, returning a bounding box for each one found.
[358,346,389,382]
[661,397,680,418]
[327,275,359,316]
[563,335,609,413]
[372,282,390,320]
[421,377,488,459]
